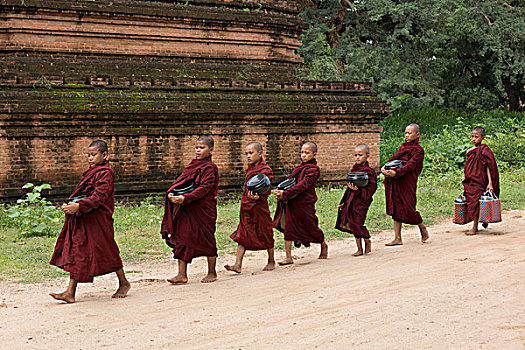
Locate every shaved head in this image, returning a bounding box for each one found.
[472,126,485,136]
[407,123,420,134]
[302,141,318,152]
[247,142,263,152]
[355,144,370,154]
[89,140,108,153]
[197,136,214,148]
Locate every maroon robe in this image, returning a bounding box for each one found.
[335,162,378,238]
[384,139,424,225]
[273,159,324,244]
[231,158,274,250]
[462,144,500,218]
[50,161,123,283]
[160,156,219,263]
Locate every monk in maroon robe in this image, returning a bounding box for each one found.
[463,126,500,235]
[382,124,429,246]
[225,142,275,273]
[273,142,328,265]
[161,136,219,284]
[50,140,130,303]
[336,144,378,256]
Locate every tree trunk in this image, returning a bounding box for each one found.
[502,76,523,112]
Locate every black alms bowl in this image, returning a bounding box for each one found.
[277,177,298,199]
[169,180,197,196]
[246,174,271,195]
[384,160,405,170]
[68,195,88,203]
[347,172,369,188]
[277,177,297,191]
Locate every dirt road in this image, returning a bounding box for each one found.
[1,210,524,349]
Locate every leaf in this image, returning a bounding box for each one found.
[22,183,34,189]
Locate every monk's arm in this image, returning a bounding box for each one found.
[486,167,493,190]
[77,171,113,214]
[393,149,424,178]
[283,167,319,199]
[182,167,218,204]
[359,173,378,201]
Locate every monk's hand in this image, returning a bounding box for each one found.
[274,190,284,200]
[173,195,185,205]
[64,202,79,215]
[348,183,358,191]
[247,191,259,200]
[385,169,396,177]
[61,203,68,213]
[487,183,494,192]
[167,193,177,204]
[380,167,387,176]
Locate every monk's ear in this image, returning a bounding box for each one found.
[103,151,108,160]
[209,147,214,153]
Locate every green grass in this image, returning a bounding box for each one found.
[1,168,524,283]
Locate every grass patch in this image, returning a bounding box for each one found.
[1,168,524,283]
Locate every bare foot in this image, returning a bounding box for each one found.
[278,258,294,266]
[112,281,131,299]
[167,274,188,284]
[49,292,75,304]
[364,240,372,254]
[420,226,430,243]
[465,229,478,236]
[318,242,328,259]
[201,272,217,283]
[263,261,276,271]
[385,240,403,246]
[224,264,242,274]
[352,250,363,257]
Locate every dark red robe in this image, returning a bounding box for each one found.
[160,156,219,263]
[273,159,324,244]
[50,161,123,283]
[231,158,274,250]
[335,162,378,238]
[462,144,500,218]
[384,139,424,225]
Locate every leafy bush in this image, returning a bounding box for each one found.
[4,183,62,237]
[380,108,525,173]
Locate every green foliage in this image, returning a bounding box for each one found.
[3,183,62,237]
[297,0,525,111]
[380,108,525,172]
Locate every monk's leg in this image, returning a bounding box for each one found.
[466,215,479,235]
[167,259,189,284]
[49,277,77,303]
[112,268,131,298]
[364,239,372,254]
[201,256,218,283]
[418,223,430,243]
[278,240,294,265]
[352,237,363,256]
[386,220,403,246]
[318,241,328,259]
[263,248,276,271]
[224,245,245,273]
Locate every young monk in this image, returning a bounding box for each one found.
[381,124,429,246]
[273,142,328,265]
[161,136,219,284]
[225,142,275,273]
[335,144,378,256]
[49,140,130,303]
[462,126,500,235]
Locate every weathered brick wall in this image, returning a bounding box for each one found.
[0,81,387,200]
[0,0,391,201]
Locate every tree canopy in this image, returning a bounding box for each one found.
[296,0,525,111]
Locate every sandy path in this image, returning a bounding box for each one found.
[1,210,524,349]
